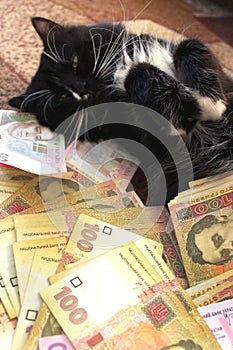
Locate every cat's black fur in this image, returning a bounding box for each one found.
[9,17,233,204]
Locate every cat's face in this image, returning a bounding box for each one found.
[9,17,124,129]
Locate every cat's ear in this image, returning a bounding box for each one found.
[8,94,26,109]
[31,17,63,43]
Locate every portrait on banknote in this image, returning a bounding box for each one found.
[0,110,66,173]
[35,177,80,202]
[186,214,233,266]
[161,339,203,350]
[0,120,56,141]
[111,322,203,350]
[170,197,233,286]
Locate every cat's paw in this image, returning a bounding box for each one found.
[194,92,226,121]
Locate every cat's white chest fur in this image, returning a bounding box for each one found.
[113,39,175,91]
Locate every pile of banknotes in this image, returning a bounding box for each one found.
[0,110,233,350]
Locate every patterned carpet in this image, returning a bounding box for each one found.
[0,0,233,110]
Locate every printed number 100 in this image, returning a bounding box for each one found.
[54,286,87,325]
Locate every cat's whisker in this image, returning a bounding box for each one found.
[94,31,116,77]
[89,31,103,74]
[20,90,51,112]
[117,0,127,25]
[94,25,126,77]
[97,33,148,79]
[96,34,127,78]
[46,27,60,63]
[61,43,69,64]
[132,0,153,20]
[45,25,64,64]
[52,32,64,63]
[84,109,89,141]
[65,109,81,146]
[43,50,59,63]
[73,109,85,143]
[62,110,78,144]
[43,94,55,125]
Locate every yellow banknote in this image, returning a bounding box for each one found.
[13,237,67,303]
[0,173,81,218]
[25,207,179,350]
[0,217,20,316]
[0,300,17,349]
[40,242,220,350]
[193,281,233,307]
[66,139,139,189]
[50,213,156,279]
[14,210,75,241]
[0,272,16,320]
[64,235,164,273]
[11,247,64,350]
[0,167,36,182]
[41,181,143,217]
[169,185,233,286]
[0,180,26,203]
[68,207,188,287]
[187,268,233,307]
[189,170,233,189]
[186,269,233,301]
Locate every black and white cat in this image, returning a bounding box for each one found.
[9,17,233,204]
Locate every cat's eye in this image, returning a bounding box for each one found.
[72,54,79,71]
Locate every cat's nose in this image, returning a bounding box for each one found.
[72,80,87,95]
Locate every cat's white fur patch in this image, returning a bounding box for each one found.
[114,39,174,91]
[194,92,226,121]
[147,41,174,77]
[170,126,187,137]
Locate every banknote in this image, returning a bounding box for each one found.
[171,176,233,211]
[13,210,75,241]
[0,180,26,203]
[198,299,233,335]
[13,237,67,303]
[11,248,64,350]
[0,300,17,350]
[201,316,233,350]
[51,214,166,279]
[0,162,14,168]
[175,172,233,201]
[0,110,67,174]
[187,270,233,307]
[25,208,165,349]
[25,208,184,350]
[66,139,139,189]
[0,217,20,316]
[169,182,233,286]
[0,273,16,320]
[25,212,161,350]
[0,174,129,219]
[50,229,164,286]
[38,334,75,350]
[55,236,208,344]
[194,281,233,307]
[188,170,233,189]
[70,205,186,286]
[0,167,36,181]
[13,188,143,242]
[0,174,81,218]
[40,241,220,349]
[37,177,127,212]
